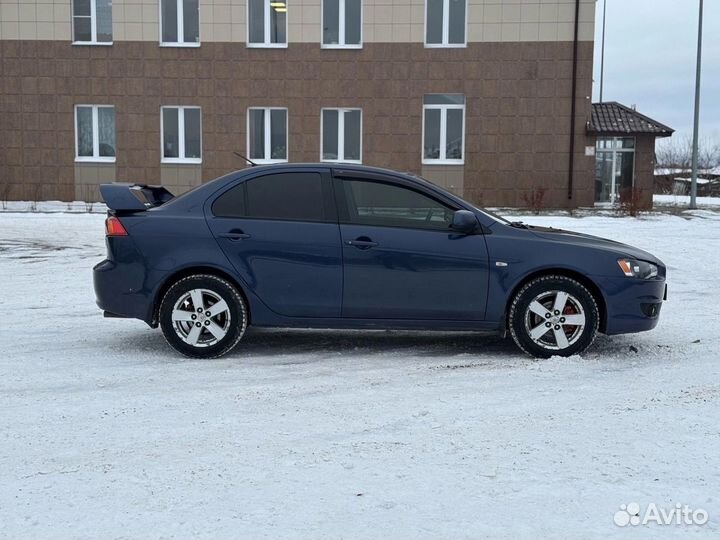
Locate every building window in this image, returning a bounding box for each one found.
[322,0,362,48]
[321,108,362,163]
[425,0,466,47]
[75,105,116,162]
[595,137,636,204]
[422,94,465,164]
[161,106,202,163]
[248,0,287,47]
[72,0,112,44]
[248,108,288,163]
[160,0,200,46]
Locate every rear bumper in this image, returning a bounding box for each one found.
[594,276,667,335]
[93,257,154,324]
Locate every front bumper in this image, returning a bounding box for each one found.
[594,276,667,335]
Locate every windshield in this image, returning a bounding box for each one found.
[468,204,511,225]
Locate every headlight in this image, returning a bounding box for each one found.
[617,258,658,279]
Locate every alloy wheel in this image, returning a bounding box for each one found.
[171,288,232,348]
[523,290,586,351]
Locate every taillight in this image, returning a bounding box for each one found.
[105,216,128,236]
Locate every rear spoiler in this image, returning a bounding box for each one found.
[99,183,174,212]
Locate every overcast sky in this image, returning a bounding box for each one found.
[592,0,720,141]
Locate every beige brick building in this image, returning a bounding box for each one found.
[0,0,603,207]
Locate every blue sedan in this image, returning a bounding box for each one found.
[94,164,667,359]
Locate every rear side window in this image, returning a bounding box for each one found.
[212,184,246,217]
[343,179,455,230]
[213,172,326,221]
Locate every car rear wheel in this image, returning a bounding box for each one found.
[509,275,599,358]
[159,274,247,359]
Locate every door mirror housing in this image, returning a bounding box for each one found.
[450,210,479,234]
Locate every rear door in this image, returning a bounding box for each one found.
[336,172,489,320]
[206,168,342,318]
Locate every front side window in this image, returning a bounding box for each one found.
[75,105,116,161]
[426,0,465,47]
[323,0,362,47]
[343,179,454,230]
[248,0,287,47]
[73,0,112,44]
[322,109,362,163]
[248,108,288,163]
[162,106,202,163]
[423,94,465,164]
[161,0,200,45]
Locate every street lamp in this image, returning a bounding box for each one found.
[689,0,704,209]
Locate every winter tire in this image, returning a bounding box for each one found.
[509,275,599,358]
[159,274,247,359]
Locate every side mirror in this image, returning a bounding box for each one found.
[450,210,479,234]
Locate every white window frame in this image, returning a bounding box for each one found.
[247,107,289,164]
[74,105,116,163]
[161,106,202,164]
[159,0,201,47]
[72,0,113,46]
[321,0,363,49]
[320,108,362,164]
[247,0,289,48]
[595,136,637,204]
[424,0,467,48]
[422,99,465,165]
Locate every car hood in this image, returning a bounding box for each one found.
[527,225,663,265]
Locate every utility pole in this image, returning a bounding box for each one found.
[690,0,704,209]
[599,0,607,102]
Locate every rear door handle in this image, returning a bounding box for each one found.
[219,230,251,241]
[345,237,378,249]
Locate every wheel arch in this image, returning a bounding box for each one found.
[151,265,251,327]
[505,268,608,333]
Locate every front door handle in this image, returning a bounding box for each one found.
[219,230,251,241]
[345,237,378,249]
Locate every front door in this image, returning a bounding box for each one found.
[595,137,636,203]
[206,169,342,318]
[337,176,489,320]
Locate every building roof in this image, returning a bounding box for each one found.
[588,102,674,137]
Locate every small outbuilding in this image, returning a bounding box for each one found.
[588,102,674,208]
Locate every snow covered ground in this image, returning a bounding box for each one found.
[1,210,719,540]
[654,194,720,207]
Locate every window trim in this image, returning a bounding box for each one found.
[246,0,289,48]
[159,0,201,47]
[246,107,289,164]
[424,0,467,48]
[72,0,113,46]
[320,108,363,164]
[160,106,203,164]
[422,100,466,165]
[74,104,116,163]
[321,0,363,49]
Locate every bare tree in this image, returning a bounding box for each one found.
[656,135,720,171]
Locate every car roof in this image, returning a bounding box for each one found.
[237,162,424,179]
[162,162,467,215]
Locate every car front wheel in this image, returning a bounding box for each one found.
[159,274,248,359]
[509,275,599,358]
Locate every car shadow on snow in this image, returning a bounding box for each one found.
[108,327,523,364]
[105,326,665,368]
[237,327,518,360]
